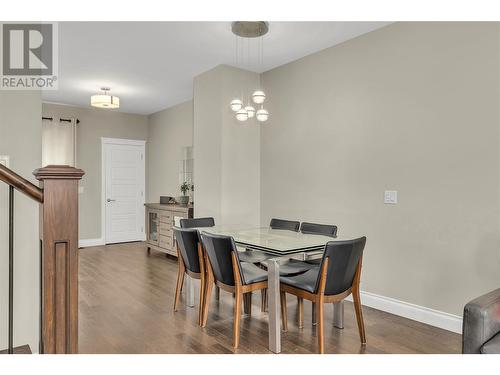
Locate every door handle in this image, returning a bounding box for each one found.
[107,198,116,202]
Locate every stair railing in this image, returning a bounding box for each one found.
[0,164,84,354]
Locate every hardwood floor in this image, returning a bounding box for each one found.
[0,345,32,354]
[79,242,461,354]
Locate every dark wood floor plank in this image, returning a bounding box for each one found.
[78,242,461,354]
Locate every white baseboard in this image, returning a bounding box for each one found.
[79,238,105,248]
[346,291,462,334]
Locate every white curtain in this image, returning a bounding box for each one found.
[42,118,77,167]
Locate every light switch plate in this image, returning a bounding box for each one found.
[384,190,398,204]
[78,186,84,194]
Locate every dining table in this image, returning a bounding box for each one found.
[188,224,356,354]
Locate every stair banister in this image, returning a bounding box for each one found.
[0,164,84,354]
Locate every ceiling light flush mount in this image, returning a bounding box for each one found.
[230,21,270,124]
[91,87,120,109]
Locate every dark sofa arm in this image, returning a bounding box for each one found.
[462,288,500,353]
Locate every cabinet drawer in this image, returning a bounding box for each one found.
[159,234,173,250]
[159,222,172,234]
[159,212,173,224]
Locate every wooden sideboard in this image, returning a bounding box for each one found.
[145,203,193,256]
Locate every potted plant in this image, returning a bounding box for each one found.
[178,181,192,205]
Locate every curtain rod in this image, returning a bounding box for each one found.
[42,116,80,124]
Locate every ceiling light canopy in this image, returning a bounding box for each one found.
[91,87,120,109]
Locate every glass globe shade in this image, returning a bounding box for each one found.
[252,90,266,104]
[230,99,243,112]
[256,108,269,122]
[236,108,249,122]
[244,106,255,118]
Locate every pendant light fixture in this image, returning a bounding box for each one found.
[230,21,270,123]
[91,87,120,109]
[230,99,243,112]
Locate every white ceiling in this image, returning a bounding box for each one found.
[42,22,391,115]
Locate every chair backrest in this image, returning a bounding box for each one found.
[173,227,201,274]
[269,218,300,232]
[300,222,337,237]
[200,232,244,286]
[179,217,215,229]
[315,237,366,296]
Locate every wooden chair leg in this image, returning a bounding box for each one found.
[198,273,206,326]
[317,300,325,354]
[353,290,366,344]
[243,292,252,315]
[173,269,185,312]
[260,289,267,312]
[201,280,213,327]
[280,291,288,332]
[233,290,242,348]
[297,297,304,328]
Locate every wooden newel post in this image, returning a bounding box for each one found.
[34,165,85,354]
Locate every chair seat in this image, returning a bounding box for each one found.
[240,262,268,284]
[278,259,318,276]
[481,332,500,354]
[305,258,322,265]
[238,250,273,264]
[280,268,320,293]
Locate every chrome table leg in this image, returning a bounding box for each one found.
[311,302,317,325]
[267,259,281,353]
[333,300,344,329]
[185,275,195,308]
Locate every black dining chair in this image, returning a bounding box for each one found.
[180,217,215,229]
[291,221,340,324]
[239,218,311,311]
[270,218,300,231]
[239,218,301,264]
[280,237,367,354]
[179,217,222,301]
[173,227,206,326]
[200,232,268,349]
[300,222,338,265]
[300,222,337,237]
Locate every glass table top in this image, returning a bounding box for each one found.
[196,225,352,256]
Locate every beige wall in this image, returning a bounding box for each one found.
[193,65,261,225]
[147,100,193,202]
[42,103,148,240]
[0,91,42,352]
[261,22,500,316]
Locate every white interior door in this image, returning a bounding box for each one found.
[103,139,145,244]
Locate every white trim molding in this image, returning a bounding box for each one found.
[101,137,147,146]
[79,238,105,248]
[348,291,462,334]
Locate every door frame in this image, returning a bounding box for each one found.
[101,137,146,244]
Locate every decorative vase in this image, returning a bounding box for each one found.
[177,196,189,205]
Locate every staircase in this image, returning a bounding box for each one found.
[0,164,84,354]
